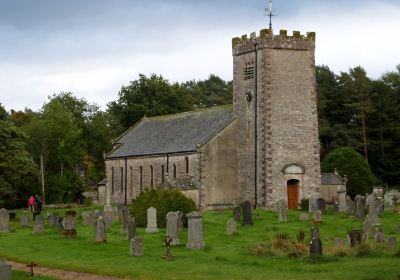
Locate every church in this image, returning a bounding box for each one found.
[103,27,322,210]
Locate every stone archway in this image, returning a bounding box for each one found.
[287,179,299,209]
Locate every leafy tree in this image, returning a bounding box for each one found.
[321,147,374,198]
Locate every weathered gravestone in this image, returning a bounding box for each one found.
[177,211,183,230]
[348,230,362,247]
[299,212,309,221]
[354,195,365,220]
[33,215,44,234]
[374,228,384,244]
[346,196,355,215]
[130,237,143,256]
[47,213,59,226]
[312,210,322,223]
[277,199,287,222]
[103,210,113,227]
[376,199,384,216]
[0,260,12,280]
[226,218,237,235]
[337,190,347,212]
[310,237,322,258]
[316,198,326,214]
[387,236,397,250]
[63,211,77,238]
[20,212,29,227]
[309,197,318,212]
[233,205,241,221]
[82,211,95,226]
[94,216,106,243]
[166,212,180,245]
[366,194,380,225]
[127,216,136,241]
[311,227,320,239]
[334,238,344,248]
[145,207,159,233]
[186,211,205,249]
[362,220,373,240]
[241,201,253,225]
[0,208,9,233]
[122,208,129,234]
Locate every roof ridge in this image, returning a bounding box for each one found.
[146,104,232,120]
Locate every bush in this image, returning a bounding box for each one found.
[356,243,372,257]
[130,188,197,228]
[300,198,309,211]
[321,147,374,198]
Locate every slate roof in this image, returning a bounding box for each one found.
[106,106,235,159]
[321,173,344,185]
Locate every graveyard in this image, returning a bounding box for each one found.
[0,205,399,280]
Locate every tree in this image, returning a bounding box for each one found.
[321,147,374,198]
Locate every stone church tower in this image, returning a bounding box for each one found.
[232,29,321,209]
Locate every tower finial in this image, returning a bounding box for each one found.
[265,0,275,30]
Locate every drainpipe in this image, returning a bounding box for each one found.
[253,40,258,209]
[124,158,128,206]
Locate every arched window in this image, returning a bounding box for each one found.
[150,165,154,188]
[130,166,133,193]
[139,166,143,193]
[185,157,189,174]
[120,167,124,193]
[111,167,114,194]
[161,165,165,183]
[173,164,177,179]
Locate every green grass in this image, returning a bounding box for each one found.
[1,207,400,280]
[12,270,59,280]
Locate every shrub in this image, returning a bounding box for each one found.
[130,188,197,228]
[300,198,309,211]
[356,243,372,257]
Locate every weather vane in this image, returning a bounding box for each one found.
[265,0,276,30]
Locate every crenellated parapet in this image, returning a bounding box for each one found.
[232,29,316,55]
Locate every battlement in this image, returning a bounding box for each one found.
[232,29,316,55]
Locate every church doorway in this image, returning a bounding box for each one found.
[287,179,299,209]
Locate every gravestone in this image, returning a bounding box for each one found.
[177,211,184,230]
[334,238,344,248]
[47,213,58,226]
[362,220,373,240]
[354,195,365,220]
[63,211,77,238]
[186,211,205,249]
[346,196,355,215]
[241,201,253,225]
[310,227,320,239]
[316,198,326,214]
[366,194,380,225]
[166,212,180,245]
[0,208,9,233]
[309,197,318,212]
[57,217,64,229]
[8,211,16,220]
[82,211,95,226]
[387,236,396,250]
[337,191,347,212]
[20,213,29,227]
[117,205,126,221]
[33,215,44,234]
[374,228,384,244]
[145,207,159,233]
[226,218,236,235]
[130,237,143,256]
[233,205,241,221]
[94,216,106,243]
[112,207,118,220]
[122,208,129,234]
[127,216,136,241]
[376,199,384,216]
[299,213,309,221]
[277,199,287,222]
[103,210,113,227]
[348,230,362,247]
[0,260,12,280]
[312,210,322,223]
[309,237,322,258]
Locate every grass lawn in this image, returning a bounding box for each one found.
[1,206,399,280]
[11,270,59,280]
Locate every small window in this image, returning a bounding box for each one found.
[161,165,165,183]
[244,61,255,80]
[173,164,177,179]
[139,166,143,193]
[111,167,115,194]
[150,165,154,188]
[185,157,189,174]
[120,167,124,193]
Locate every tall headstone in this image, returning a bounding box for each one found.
[82,211,95,226]
[376,199,384,216]
[130,237,143,256]
[346,196,355,215]
[166,212,180,245]
[186,211,205,249]
[316,198,326,214]
[0,208,9,233]
[0,260,12,280]
[362,220,373,240]
[20,212,29,227]
[309,237,322,258]
[310,227,320,239]
[366,194,380,225]
[233,205,241,221]
[33,215,44,234]
[103,210,113,227]
[145,207,159,233]
[309,197,318,212]
[348,230,362,247]
[312,210,322,223]
[354,195,365,220]
[127,216,136,241]
[226,218,237,235]
[277,199,287,222]
[122,208,129,234]
[374,228,384,244]
[63,211,77,238]
[337,191,347,212]
[94,216,106,243]
[387,236,397,250]
[241,201,253,225]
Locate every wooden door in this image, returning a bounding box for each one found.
[287,180,299,209]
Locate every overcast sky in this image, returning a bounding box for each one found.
[1,0,399,112]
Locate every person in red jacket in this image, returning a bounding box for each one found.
[28,195,35,212]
